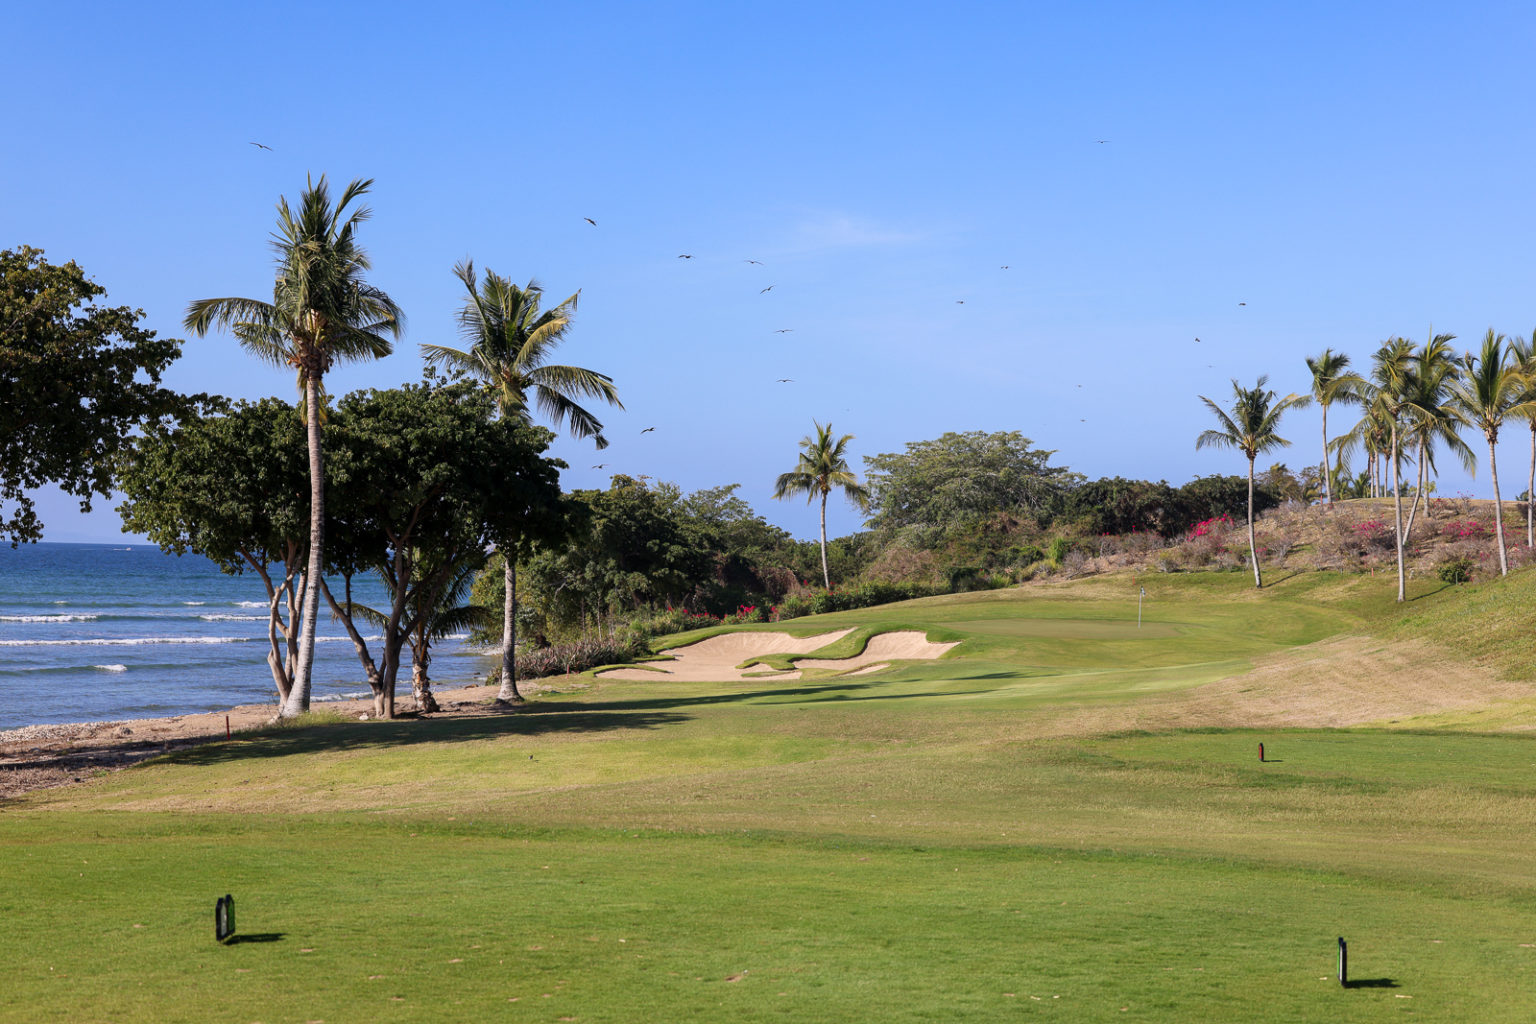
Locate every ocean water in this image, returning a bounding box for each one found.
[0,542,496,732]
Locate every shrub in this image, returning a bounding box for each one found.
[1437,556,1474,584]
[1006,543,1045,567]
[944,565,985,591]
[1047,537,1074,563]
[485,633,651,684]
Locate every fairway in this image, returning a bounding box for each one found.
[6,572,1536,1022]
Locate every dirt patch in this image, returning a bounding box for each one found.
[1022,634,1536,738]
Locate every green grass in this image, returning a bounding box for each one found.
[6,570,1536,1022]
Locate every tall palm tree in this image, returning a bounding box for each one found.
[1508,332,1536,547]
[1400,334,1471,542]
[1365,336,1425,601]
[1449,329,1535,576]
[1196,377,1299,588]
[773,421,870,589]
[185,176,402,716]
[422,259,621,705]
[1297,349,1356,505]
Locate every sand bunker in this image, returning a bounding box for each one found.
[596,629,956,682]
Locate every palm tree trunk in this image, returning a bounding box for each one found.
[282,376,325,718]
[1247,456,1261,588]
[1404,438,1427,544]
[1321,404,1332,505]
[1489,436,1509,576]
[1526,423,1534,549]
[819,490,831,589]
[496,556,523,703]
[1391,421,1406,602]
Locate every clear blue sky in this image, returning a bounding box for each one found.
[11,1,1536,543]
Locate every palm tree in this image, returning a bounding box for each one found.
[1508,332,1536,548]
[1400,334,1471,543]
[773,422,870,589]
[422,259,621,705]
[1196,377,1299,588]
[1365,336,1425,601]
[1449,329,1534,576]
[1297,349,1356,505]
[185,176,402,716]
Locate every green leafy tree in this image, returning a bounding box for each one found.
[1,247,192,545]
[1448,329,1535,576]
[320,383,565,718]
[422,259,621,704]
[117,398,312,703]
[863,430,1078,544]
[774,422,870,589]
[184,176,403,717]
[349,545,491,714]
[1195,377,1300,588]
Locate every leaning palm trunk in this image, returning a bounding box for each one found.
[282,376,326,717]
[496,558,522,703]
[1320,405,1332,505]
[1488,436,1509,576]
[1246,457,1261,588]
[1403,438,1427,545]
[818,491,831,589]
[1390,421,1406,602]
[1527,423,1534,549]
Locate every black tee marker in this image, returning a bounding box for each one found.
[1337,936,1347,986]
[215,894,236,943]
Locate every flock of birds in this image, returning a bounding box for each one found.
[246,139,1251,475]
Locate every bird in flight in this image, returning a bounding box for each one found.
[1195,337,1201,343]
[591,463,608,469]
[249,142,272,150]
[955,300,965,304]
[773,328,794,334]
[640,426,656,433]
[1094,140,1109,144]
[1238,302,1246,306]
[744,259,763,265]
[775,378,794,383]
[677,254,693,259]
[1000,265,1010,270]
[761,285,774,294]
[584,217,597,226]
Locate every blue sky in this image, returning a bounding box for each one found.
[10,2,1536,543]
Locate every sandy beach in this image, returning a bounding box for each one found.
[0,680,538,801]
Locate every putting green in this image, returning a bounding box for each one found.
[945,616,1181,639]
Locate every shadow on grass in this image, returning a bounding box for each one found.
[225,933,284,944]
[1343,978,1398,989]
[168,709,693,766]
[165,673,1017,767]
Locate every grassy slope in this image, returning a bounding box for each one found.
[5,570,1536,1022]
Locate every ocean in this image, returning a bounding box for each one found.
[0,542,496,732]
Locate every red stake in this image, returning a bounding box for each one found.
[226,714,231,740]
[1258,742,1265,763]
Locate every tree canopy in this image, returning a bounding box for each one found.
[863,431,1080,542]
[1,247,191,544]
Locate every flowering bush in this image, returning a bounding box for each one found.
[1188,514,1234,538]
[1442,519,1487,540]
[722,604,767,625]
